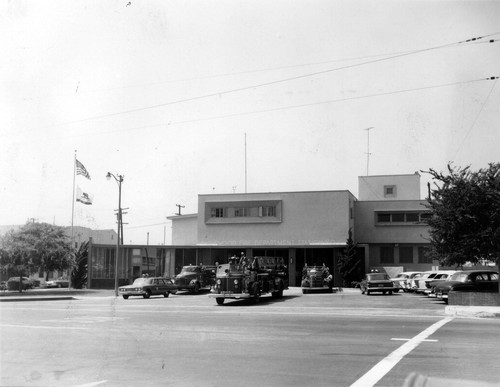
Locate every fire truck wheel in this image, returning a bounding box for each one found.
[216,298,224,305]
[191,283,200,294]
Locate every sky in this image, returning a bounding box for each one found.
[1,0,499,245]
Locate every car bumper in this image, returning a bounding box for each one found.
[119,290,147,296]
[367,286,395,292]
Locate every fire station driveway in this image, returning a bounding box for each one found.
[1,288,499,387]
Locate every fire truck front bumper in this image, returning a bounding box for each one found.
[209,291,251,299]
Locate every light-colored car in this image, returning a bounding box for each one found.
[413,271,439,294]
[45,278,70,288]
[118,277,178,299]
[390,271,422,293]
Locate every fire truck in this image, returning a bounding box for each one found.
[208,256,288,305]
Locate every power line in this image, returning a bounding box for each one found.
[36,34,500,128]
[454,76,499,158]
[11,76,497,144]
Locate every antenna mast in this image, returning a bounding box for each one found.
[364,127,374,175]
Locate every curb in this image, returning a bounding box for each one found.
[0,296,75,302]
[445,305,500,319]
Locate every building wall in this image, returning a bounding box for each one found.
[196,191,355,246]
[169,215,198,245]
[354,200,432,272]
[358,173,421,201]
[354,200,430,244]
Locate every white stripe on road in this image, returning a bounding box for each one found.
[350,316,454,387]
[391,338,438,342]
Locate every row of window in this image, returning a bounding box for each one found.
[380,246,432,264]
[211,206,276,218]
[376,212,431,224]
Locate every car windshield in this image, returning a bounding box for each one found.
[449,272,469,282]
[367,274,389,281]
[132,278,153,285]
[180,266,200,274]
[217,263,243,275]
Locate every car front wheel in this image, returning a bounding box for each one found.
[122,295,129,299]
[163,292,170,298]
[216,298,224,305]
[143,290,151,299]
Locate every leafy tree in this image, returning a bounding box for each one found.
[0,222,74,291]
[423,163,500,274]
[71,241,88,289]
[338,228,363,287]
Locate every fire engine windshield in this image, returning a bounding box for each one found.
[216,263,243,275]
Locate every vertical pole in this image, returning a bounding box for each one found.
[114,178,122,297]
[69,151,76,290]
[244,133,247,193]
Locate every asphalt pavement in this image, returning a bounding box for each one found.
[1,286,500,319]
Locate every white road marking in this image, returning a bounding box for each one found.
[350,316,454,387]
[391,338,438,342]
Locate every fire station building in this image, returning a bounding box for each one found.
[88,173,434,288]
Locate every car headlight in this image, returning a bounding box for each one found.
[234,279,239,285]
[216,279,221,284]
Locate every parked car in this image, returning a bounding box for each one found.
[118,277,178,299]
[45,278,70,288]
[6,277,35,291]
[413,271,439,294]
[360,273,395,295]
[434,270,499,303]
[174,265,216,293]
[424,270,461,297]
[390,271,422,293]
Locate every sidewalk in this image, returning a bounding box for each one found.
[0,288,115,302]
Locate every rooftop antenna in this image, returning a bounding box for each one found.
[244,133,247,193]
[175,204,185,215]
[364,127,374,175]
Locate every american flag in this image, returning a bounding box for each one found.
[76,159,91,180]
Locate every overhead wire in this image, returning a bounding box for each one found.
[36,34,500,128]
[453,76,499,158]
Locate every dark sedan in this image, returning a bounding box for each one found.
[434,270,499,303]
[118,277,178,299]
[360,273,395,295]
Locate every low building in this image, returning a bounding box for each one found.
[88,173,433,288]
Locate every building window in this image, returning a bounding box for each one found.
[234,208,248,217]
[211,208,225,218]
[261,206,276,217]
[377,212,430,224]
[380,246,394,264]
[399,246,414,264]
[418,247,432,263]
[384,185,396,197]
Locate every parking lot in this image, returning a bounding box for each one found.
[1,287,499,387]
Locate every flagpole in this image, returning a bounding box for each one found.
[70,150,77,290]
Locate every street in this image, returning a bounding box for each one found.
[1,288,499,387]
